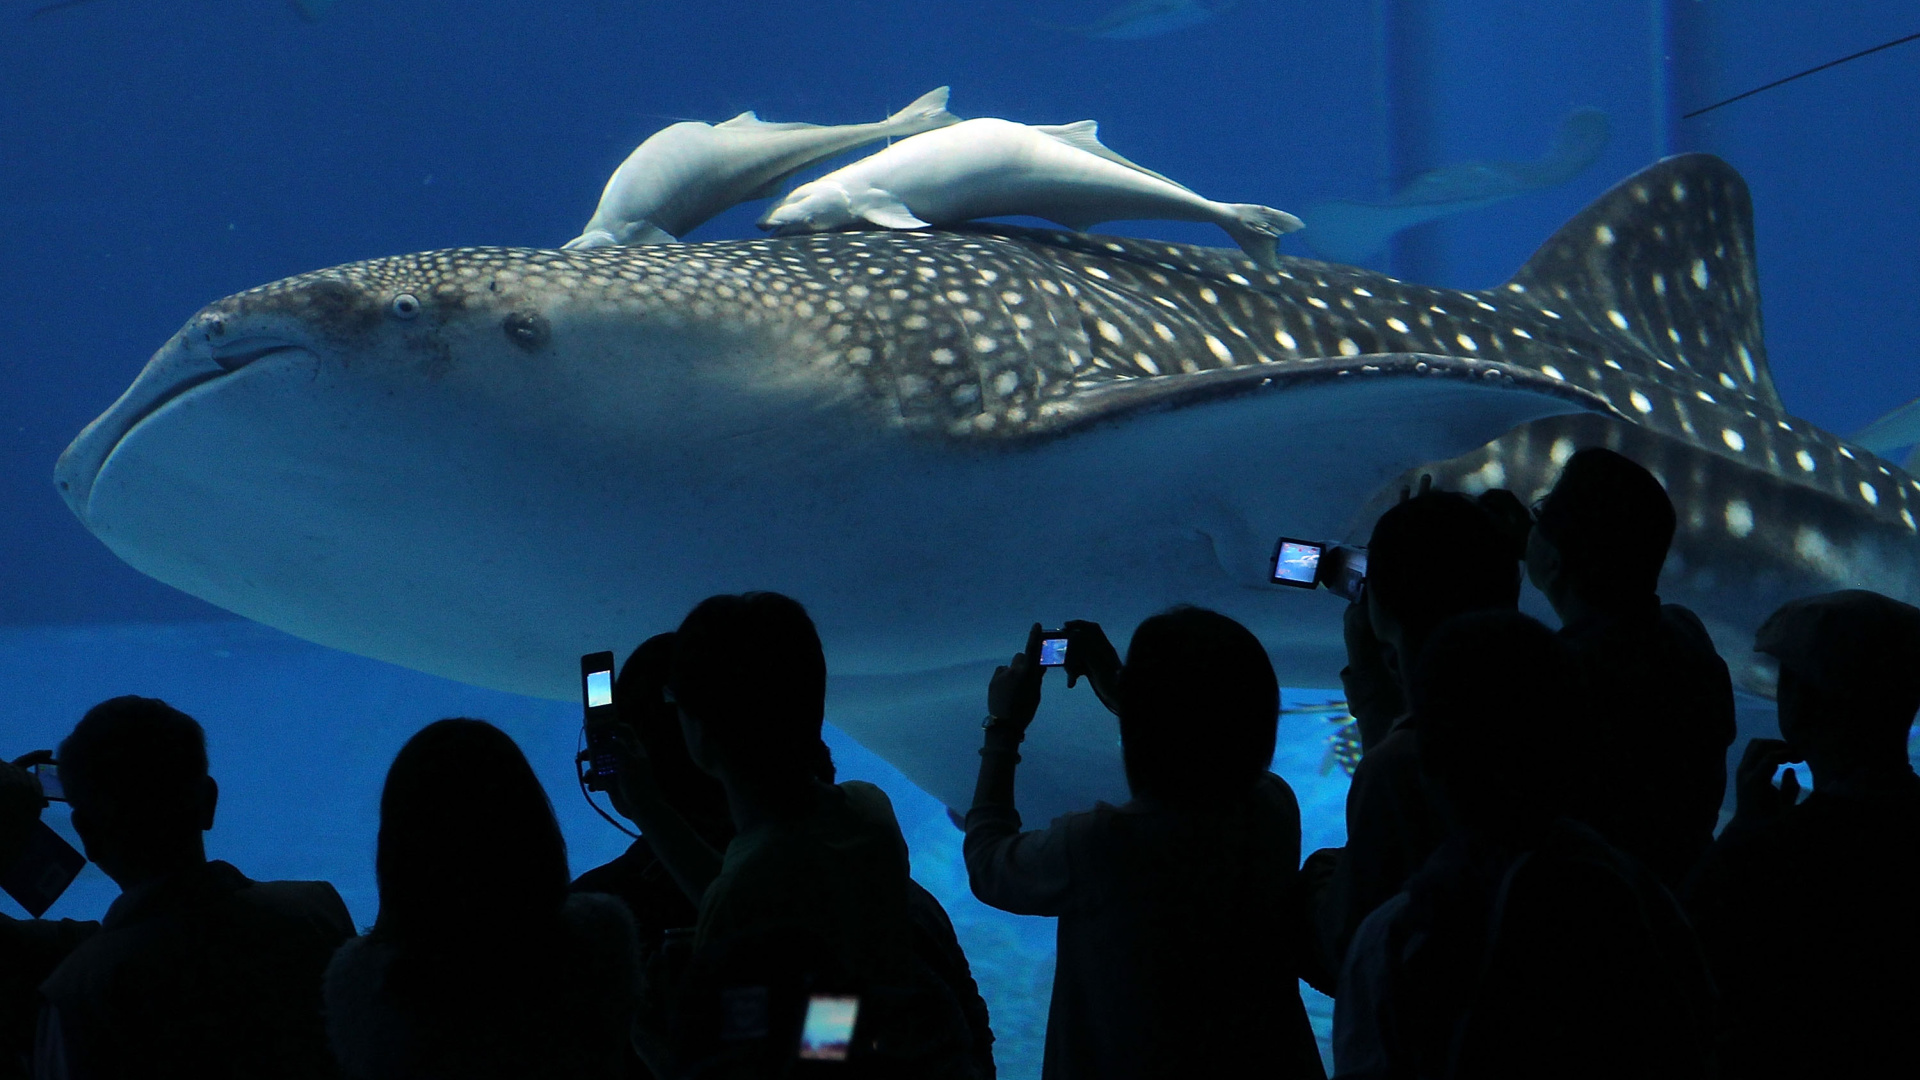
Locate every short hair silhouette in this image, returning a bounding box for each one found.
[1414,610,1581,835]
[1534,447,1676,598]
[374,719,569,951]
[619,632,731,826]
[1757,589,1920,756]
[1367,492,1521,638]
[1116,606,1278,803]
[669,592,827,769]
[57,696,208,831]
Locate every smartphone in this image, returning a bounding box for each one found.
[581,651,620,792]
[1270,538,1324,587]
[0,820,86,918]
[30,763,64,802]
[796,994,860,1061]
[1037,631,1069,668]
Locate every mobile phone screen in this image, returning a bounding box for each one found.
[585,669,613,709]
[797,994,860,1061]
[31,764,64,802]
[1037,637,1069,667]
[1270,539,1323,587]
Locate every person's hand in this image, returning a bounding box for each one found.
[1061,620,1122,716]
[0,751,54,871]
[1399,473,1434,503]
[986,624,1047,734]
[1730,737,1801,830]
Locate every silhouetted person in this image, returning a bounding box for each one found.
[1307,492,1521,980]
[1685,590,1920,1080]
[33,697,354,1079]
[619,593,981,1078]
[965,608,1325,1080]
[575,635,732,958]
[323,718,641,1080]
[1335,612,1716,1079]
[585,632,994,1078]
[1529,447,1735,887]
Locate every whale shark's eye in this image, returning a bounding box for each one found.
[389,293,421,320]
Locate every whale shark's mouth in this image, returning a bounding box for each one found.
[55,335,316,520]
[208,337,311,373]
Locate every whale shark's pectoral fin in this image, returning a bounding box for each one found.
[855,193,932,231]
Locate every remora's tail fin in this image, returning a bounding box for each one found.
[1220,203,1305,270]
[883,86,961,136]
[1502,154,1779,411]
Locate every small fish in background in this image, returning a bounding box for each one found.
[1301,108,1611,265]
[1054,0,1238,40]
[29,0,338,20]
[287,0,336,21]
[757,116,1302,268]
[563,87,960,249]
[1281,699,1363,777]
[1850,401,1920,471]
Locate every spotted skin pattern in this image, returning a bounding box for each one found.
[111,154,1920,698]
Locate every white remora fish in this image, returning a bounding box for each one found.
[756,117,1303,268]
[563,87,961,249]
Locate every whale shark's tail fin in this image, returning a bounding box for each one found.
[882,86,962,137]
[1220,203,1305,270]
[1502,153,1779,411]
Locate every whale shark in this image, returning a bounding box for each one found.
[55,154,1916,820]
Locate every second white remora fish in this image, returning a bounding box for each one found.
[563,86,960,249]
[756,116,1303,268]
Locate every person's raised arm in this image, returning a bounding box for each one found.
[966,624,1081,917]
[0,752,53,874]
[972,624,1045,811]
[604,728,724,905]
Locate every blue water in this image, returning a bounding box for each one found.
[6,3,1920,1077]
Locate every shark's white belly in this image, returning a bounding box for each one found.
[81,337,1580,815]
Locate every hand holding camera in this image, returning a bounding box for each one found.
[985,624,1049,738]
[1059,620,1122,716]
[0,751,54,868]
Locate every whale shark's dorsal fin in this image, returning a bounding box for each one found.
[1502,153,1779,412]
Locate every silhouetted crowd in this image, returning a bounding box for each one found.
[3,446,1918,1079]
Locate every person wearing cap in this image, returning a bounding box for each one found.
[1526,447,1735,888]
[1684,589,1920,1080]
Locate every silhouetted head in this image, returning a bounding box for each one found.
[1415,610,1581,839]
[1116,606,1278,805]
[1366,492,1522,689]
[375,718,568,945]
[618,633,731,835]
[58,696,215,886]
[1757,589,1920,769]
[1529,447,1675,612]
[669,592,827,785]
